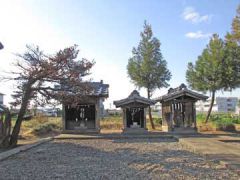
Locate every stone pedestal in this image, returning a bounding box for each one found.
[172,127,198,134]
[122,127,148,134]
[62,128,100,134]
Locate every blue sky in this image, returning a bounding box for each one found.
[0,0,239,108]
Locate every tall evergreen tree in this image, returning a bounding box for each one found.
[127,21,171,129]
[230,5,240,44]
[223,4,240,90]
[187,4,240,123]
[222,35,240,90]
[186,34,225,123]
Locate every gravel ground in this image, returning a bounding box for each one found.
[0,138,239,180]
[218,139,240,148]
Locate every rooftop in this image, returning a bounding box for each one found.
[155,83,208,103]
[89,81,109,97]
[114,90,156,108]
[55,80,109,98]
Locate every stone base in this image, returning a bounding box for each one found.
[74,126,87,130]
[122,128,148,134]
[62,128,100,134]
[172,127,197,134]
[162,125,197,133]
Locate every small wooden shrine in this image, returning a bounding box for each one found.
[155,84,208,132]
[114,90,155,133]
[62,81,109,133]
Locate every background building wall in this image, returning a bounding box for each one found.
[196,97,239,114]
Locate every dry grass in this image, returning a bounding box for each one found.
[197,122,217,132]
[100,116,123,130]
[15,115,162,143]
[100,116,162,131]
[17,116,62,141]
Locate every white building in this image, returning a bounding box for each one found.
[196,97,239,114]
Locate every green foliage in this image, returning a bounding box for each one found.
[186,34,225,93]
[196,113,206,123]
[230,5,240,44]
[127,21,171,95]
[187,5,240,123]
[152,117,162,124]
[223,37,240,90]
[187,4,240,107]
[186,33,240,122]
[222,4,240,90]
[197,113,240,131]
[197,113,240,123]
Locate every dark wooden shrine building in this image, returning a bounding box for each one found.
[114,90,155,133]
[155,84,208,132]
[62,81,109,133]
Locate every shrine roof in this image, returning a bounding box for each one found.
[155,83,208,103]
[113,90,156,108]
[90,81,109,97]
[55,80,109,98]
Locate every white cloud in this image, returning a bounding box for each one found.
[182,7,211,23]
[185,31,211,39]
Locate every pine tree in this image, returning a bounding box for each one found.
[0,45,94,147]
[223,4,240,90]
[231,5,240,44]
[222,34,240,90]
[127,21,171,129]
[186,34,225,123]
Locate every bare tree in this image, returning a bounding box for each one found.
[1,45,94,147]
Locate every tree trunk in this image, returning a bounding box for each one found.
[147,88,155,129]
[205,90,215,123]
[9,101,29,147]
[0,114,3,136]
[9,87,31,147]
